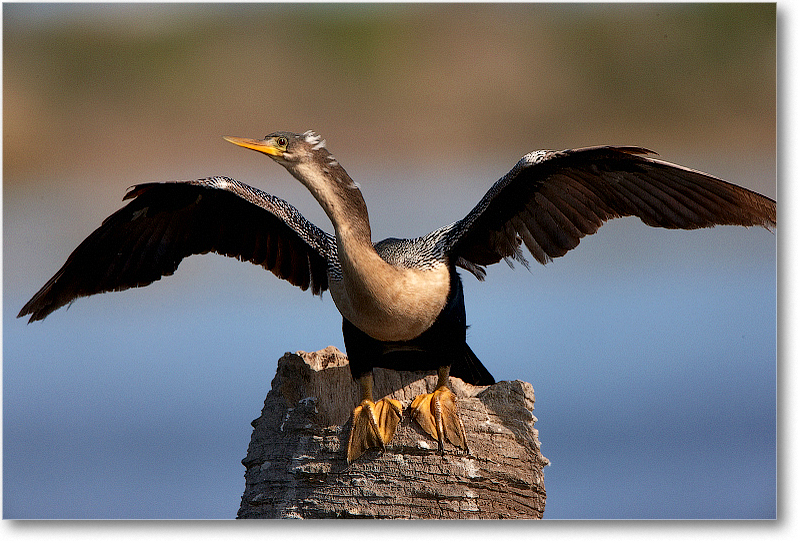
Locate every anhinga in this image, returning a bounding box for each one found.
[18,130,776,462]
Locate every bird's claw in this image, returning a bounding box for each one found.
[346,397,402,463]
[409,385,468,454]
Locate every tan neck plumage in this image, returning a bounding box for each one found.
[291,160,450,342]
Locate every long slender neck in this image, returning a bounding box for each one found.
[287,154,452,342]
[289,160,373,248]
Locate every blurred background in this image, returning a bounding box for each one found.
[3,3,776,519]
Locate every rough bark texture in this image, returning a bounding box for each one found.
[238,346,548,519]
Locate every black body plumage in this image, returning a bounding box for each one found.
[343,267,495,386]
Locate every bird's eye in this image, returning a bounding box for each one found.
[277,136,288,148]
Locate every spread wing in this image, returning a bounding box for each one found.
[18,176,334,322]
[441,146,775,277]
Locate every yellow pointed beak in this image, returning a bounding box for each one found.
[223,135,283,157]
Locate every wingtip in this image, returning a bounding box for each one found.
[16,307,39,324]
[17,305,42,323]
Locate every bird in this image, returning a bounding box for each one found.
[18,130,776,462]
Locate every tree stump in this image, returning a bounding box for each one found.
[238,346,548,519]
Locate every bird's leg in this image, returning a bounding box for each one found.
[346,372,402,463]
[409,365,468,454]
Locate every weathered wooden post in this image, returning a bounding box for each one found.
[238,346,548,519]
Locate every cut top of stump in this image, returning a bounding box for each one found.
[238,346,548,519]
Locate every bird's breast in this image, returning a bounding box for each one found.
[329,261,451,342]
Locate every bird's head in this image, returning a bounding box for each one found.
[223,130,332,169]
[224,131,364,222]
